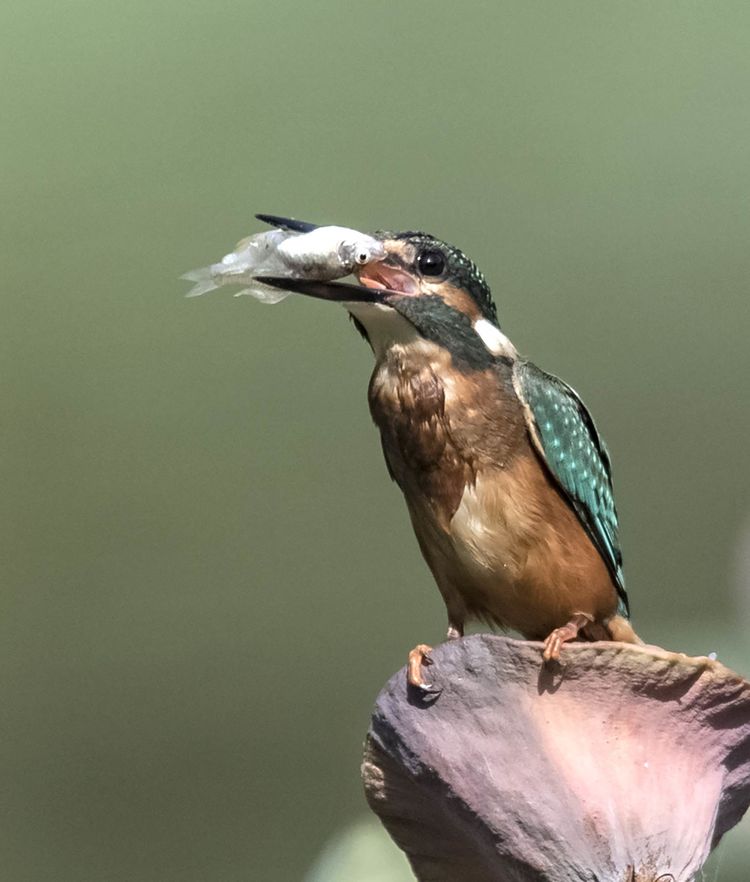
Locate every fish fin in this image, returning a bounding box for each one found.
[234,282,291,304]
[181,267,220,298]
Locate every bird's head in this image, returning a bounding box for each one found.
[351,231,513,367]
[259,221,516,370]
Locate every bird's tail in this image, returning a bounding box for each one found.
[606,615,643,645]
[181,267,221,298]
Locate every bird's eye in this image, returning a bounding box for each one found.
[417,248,446,276]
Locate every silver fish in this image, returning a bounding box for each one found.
[181,225,386,303]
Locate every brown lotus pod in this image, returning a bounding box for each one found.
[362,634,750,882]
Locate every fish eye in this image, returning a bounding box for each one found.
[355,250,370,265]
[417,248,446,277]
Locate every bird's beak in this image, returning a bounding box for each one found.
[259,262,421,303]
[257,276,384,303]
[259,262,420,304]
[254,213,320,233]
[255,214,393,302]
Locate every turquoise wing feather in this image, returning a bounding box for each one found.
[512,360,629,616]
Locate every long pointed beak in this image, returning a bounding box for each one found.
[254,213,319,233]
[257,276,383,303]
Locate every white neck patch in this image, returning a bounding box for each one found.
[474,318,517,357]
[344,301,421,359]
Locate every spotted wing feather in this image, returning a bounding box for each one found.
[512,360,629,616]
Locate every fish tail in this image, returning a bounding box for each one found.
[180,267,221,298]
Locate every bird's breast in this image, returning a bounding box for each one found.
[445,458,619,634]
[368,342,526,528]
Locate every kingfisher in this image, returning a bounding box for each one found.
[258,214,641,688]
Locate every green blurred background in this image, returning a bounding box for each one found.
[3,2,749,879]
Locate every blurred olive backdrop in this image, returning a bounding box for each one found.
[3,2,750,880]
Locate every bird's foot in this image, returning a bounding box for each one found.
[542,613,593,662]
[407,644,434,690]
[407,625,462,690]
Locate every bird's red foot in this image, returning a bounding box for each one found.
[542,613,593,661]
[407,643,434,689]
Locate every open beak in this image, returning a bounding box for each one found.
[254,213,386,301]
[255,214,397,302]
[259,263,419,304]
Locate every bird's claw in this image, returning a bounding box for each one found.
[407,643,435,690]
[542,630,568,662]
[542,613,593,662]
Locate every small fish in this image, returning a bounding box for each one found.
[181,225,386,303]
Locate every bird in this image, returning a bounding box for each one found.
[259,217,641,688]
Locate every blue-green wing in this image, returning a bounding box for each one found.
[512,360,629,616]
